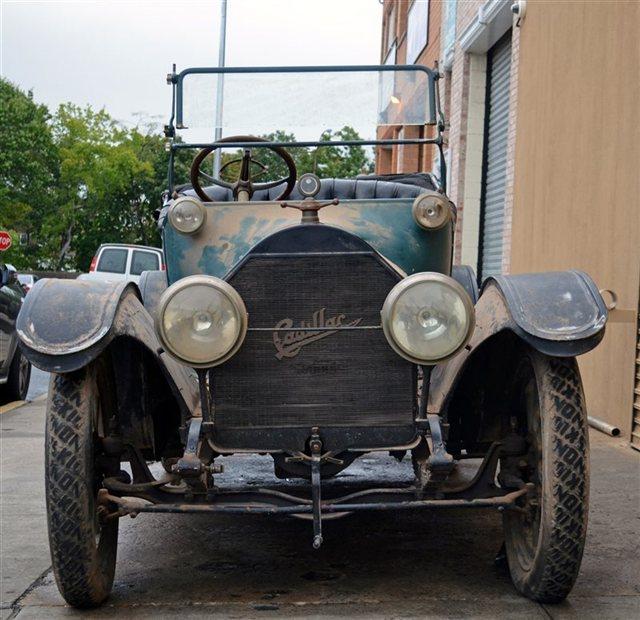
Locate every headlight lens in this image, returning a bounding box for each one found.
[168,197,206,234]
[381,273,474,364]
[156,275,247,367]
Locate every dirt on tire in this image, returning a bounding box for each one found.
[45,366,118,608]
[504,350,589,604]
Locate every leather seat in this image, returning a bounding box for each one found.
[181,178,428,202]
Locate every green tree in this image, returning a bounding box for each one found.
[0,79,59,269]
[215,127,374,188]
[46,105,166,270]
[314,126,375,178]
[215,131,304,186]
[1,81,376,272]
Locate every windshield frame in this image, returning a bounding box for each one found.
[165,64,446,193]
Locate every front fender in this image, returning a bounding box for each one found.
[17,278,133,366]
[451,264,479,304]
[484,270,607,354]
[138,270,168,321]
[429,270,607,414]
[16,277,198,414]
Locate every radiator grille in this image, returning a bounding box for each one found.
[212,253,415,437]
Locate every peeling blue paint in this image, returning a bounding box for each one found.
[164,199,451,283]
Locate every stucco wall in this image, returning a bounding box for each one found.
[510,0,640,436]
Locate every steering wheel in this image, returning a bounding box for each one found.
[190,135,297,202]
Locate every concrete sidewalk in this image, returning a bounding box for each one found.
[1,398,50,616]
[1,398,639,618]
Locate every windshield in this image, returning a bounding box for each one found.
[173,66,437,145]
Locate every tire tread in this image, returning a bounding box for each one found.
[530,355,589,603]
[45,370,116,608]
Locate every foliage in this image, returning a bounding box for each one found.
[0,79,59,269]
[0,80,177,271]
[47,104,166,270]
[217,128,374,186]
[1,79,374,272]
[313,126,375,179]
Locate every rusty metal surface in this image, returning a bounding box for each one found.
[111,292,200,416]
[137,270,168,322]
[429,286,509,414]
[16,278,133,355]
[100,438,527,520]
[102,487,528,516]
[485,270,607,340]
[98,438,520,537]
[162,199,452,283]
[16,276,199,415]
[280,197,340,223]
[429,276,608,415]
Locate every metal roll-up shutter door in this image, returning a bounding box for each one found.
[479,32,512,280]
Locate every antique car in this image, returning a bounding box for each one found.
[17,65,607,608]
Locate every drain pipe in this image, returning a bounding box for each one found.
[588,416,621,437]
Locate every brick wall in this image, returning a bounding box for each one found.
[377,1,521,274]
[446,0,484,264]
[377,0,443,174]
[446,2,520,271]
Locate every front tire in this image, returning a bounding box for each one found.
[502,350,589,603]
[45,362,119,608]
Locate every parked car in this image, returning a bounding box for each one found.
[17,64,607,608]
[79,243,164,284]
[0,263,31,403]
[17,273,38,294]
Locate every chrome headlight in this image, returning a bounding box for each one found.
[412,192,453,230]
[156,275,247,367]
[381,273,474,365]
[168,197,206,234]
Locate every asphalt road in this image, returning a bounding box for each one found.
[1,399,639,619]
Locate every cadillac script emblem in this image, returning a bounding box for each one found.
[273,308,362,359]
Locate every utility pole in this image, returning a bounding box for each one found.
[213,0,227,178]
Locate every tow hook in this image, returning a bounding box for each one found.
[309,427,323,550]
[414,414,455,491]
[174,417,203,477]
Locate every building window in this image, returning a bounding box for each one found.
[384,40,397,65]
[382,4,397,61]
[406,0,429,64]
[379,41,397,119]
[377,145,393,174]
[396,127,404,173]
[442,0,457,68]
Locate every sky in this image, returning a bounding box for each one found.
[1,0,383,130]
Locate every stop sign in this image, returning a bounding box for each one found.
[0,231,12,252]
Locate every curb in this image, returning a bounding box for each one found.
[0,393,47,415]
[0,400,26,415]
